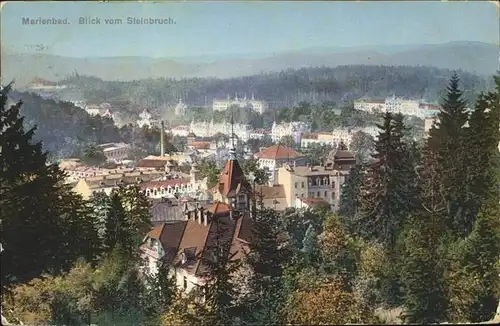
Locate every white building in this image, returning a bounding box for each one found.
[271,121,310,144]
[137,109,154,128]
[354,96,441,119]
[213,94,268,114]
[85,103,115,120]
[170,125,190,137]
[189,120,251,142]
[98,142,130,163]
[174,99,188,116]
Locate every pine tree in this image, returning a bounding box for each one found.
[400,145,448,324]
[339,163,364,224]
[243,208,286,325]
[428,72,470,237]
[301,224,321,267]
[0,84,94,285]
[355,112,415,248]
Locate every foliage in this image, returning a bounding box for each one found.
[301,143,333,166]
[285,275,375,325]
[278,135,296,148]
[355,112,417,248]
[0,84,98,286]
[428,72,471,237]
[80,143,107,166]
[349,130,375,162]
[198,159,221,189]
[242,158,269,185]
[242,208,287,325]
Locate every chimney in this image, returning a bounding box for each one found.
[160,120,165,157]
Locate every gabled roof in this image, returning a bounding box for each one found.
[255,144,304,160]
[141,213,253,277]
[217,158,251,197]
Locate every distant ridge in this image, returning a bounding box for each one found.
[2,41,498,86]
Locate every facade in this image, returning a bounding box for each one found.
[188,120,251,142]
[141,163,208,200]
[212,94,268,114]
[295,197,329,210]
[137,109,154,128]
[170,125,190,137]
[270,121,310,144]
[98,142,130,163]
[139,147,253,294]
[72,170,165,199]
[174,99,188,116]
[254,145,307,182]
[277,148,356,211]
[354,96,441,119]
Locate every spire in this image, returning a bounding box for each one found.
[229,110,236,160]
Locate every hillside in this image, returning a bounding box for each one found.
[47,65,493,113]
[2,42,498,86]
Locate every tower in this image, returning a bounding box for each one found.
[160,121,165,156]
[229,110,237,160]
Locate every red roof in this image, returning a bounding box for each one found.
[218,159,251,197]
[255,144,304,160]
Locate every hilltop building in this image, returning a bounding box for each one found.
[354,95,441,119]
[174,99,188,116]
[137,109,154,128]
[212,94,268,114]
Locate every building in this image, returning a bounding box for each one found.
[141,162,208,200]
[149,197,211,227]
[254,145,307,182]
[188,120,251,142]
[137,109,154,128]
[424,116,439,137]
[170,125,190,137]
[27,77,67,90]
[253,184,287,211]
[139,147,253,294]
[174,99,188,116]
[212,94,268,114]
[271,121,310,144]
[277,147,356,211]
[98,142,130,163]
[72,170,164,199]
[354,96,441,119]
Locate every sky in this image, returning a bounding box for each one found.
[1,1,498,58]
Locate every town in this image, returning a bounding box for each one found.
[1,2,500,326]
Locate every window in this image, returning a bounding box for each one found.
[317,192,320,197]
[332,192,335,199]
[183,276,187,290]
[301,182,305,188]
[294,182,298,189]
[324,191,327,197]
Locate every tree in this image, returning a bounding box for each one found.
[355,112,413,248]
[0,84,95,285]
[81,143,107,166]
[242,158,269,185]
[279,135,296,148]
[339,163,364,225]
[302,143,333,166]
[349,131,375,163]
[428,72,470,237]
[285,276,375,325]
[197,217,240,326]
[199,159,221,189]
[242,208,287,325]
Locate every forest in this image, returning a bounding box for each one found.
[2,72,500,325]
[60,65,491,112]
